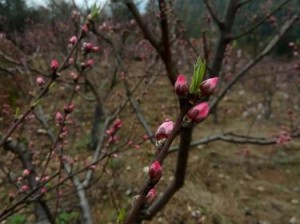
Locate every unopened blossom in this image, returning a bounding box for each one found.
[55,111,63,124]
[174,74,188,95]
[36,77,45,86]
[148,160,162,182]
[64,104,75,114]
[186,102,210,123]
[20,185,30,193]
[82,59,94,68]
[146,188,157,204]
[22,169,31,177]
[51,59,59,72]
[200,77,219,95]
[69,36,77,45]
[82,24,88,34]
[154,121,174,140]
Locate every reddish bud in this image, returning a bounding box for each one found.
[20,185,29,193]
[113,118,122,129]
[82,24,88,34]
[82,59,94,68]
[83,42,93,52]
[51,59,59,72]
[64,104,75,114]
[174,74,188,95]
[200,77,219,95]
[187,102,210,123]
[154,121,174,140]
[55,112,63,124]
[36,77,45,86]
[22,169,31,177]
[69,36,77,45]
[41,187,47,194]
[92,46,100,52]
[148,160,162,182]
[146,188,157,204]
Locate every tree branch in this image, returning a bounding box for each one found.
[231,0,291,40]
[211,15,298,110]
[203,0,225,30]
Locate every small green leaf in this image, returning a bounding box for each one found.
[117,208,126,224]
[189,58,206,94]
[15,107,20,119]
[90,3,101,20]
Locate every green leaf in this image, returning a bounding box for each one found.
[117,208,126,224]
[15,107,20,119]
[189,58,206,94]
[90,3,101,20]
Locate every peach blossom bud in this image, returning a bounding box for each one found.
[22,169,30,177]
[68,57,75,64]
[113,118,122,129]
[92,46,100,52]
[69,36,77,45]
[148,160,162,182]
[35,176,40,182]
[174,74,188,95]
[200,77,219,95]
[146,188,157,204]
[154,121,174,140]
[64,104,75,114]
[83,42,93,52]
[70,72,79,81]
[20,184,29,193]
[41,187,47,194]
[55,111,63,124]
[82,24,88,34]
[187,102,210,123]
[51,59,59,72]
[75,85,80,91]
[41,176,50,182]
[82,59,94,68]
[36,77,45,86]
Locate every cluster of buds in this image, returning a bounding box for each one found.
[276,130,291,144]
[106,118,123,144]
[174,74,219,124]
[81,59,94,69]
[82,42,100,53]
[64,104,75,114]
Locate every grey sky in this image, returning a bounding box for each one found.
[27,0,107,7]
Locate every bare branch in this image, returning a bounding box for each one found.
[125,0,160,52]
[203,0,225,30]
[211,15,298,110]
[231,0,291,40]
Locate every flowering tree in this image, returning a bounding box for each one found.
[0,0,299,223]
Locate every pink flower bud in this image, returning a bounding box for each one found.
[22,169,31,177]
[148,160,162,182]
[64,104,75,114]
[68,57,75,64]
[70,72,79,81]
[146,188,157,204]
[186,102,210,123]
[154,121,174,140]
[174,74,188,95]
[55,111,63,124]
[51,59,59,72]
[83,42,93,52]
[82,24,88,34]
[20,184,29,193]
[200,77,219,95]
[69,36,78,45]
[113,118,122,129]
[41,187,47,194]
[82,59,94,68]
[92,46,100,52]
[36,77,45,86]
